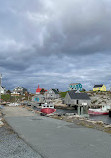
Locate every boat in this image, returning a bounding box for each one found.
[8,102,20,106]
[88,105,110,115]
[40,103,56,114]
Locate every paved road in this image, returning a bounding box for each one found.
[0,126,41,158]
[2,107,111,158]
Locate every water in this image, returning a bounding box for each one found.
[32,106,111,125]
[56,109,111,125]
[89,115,111,124]
[56,109,77,114]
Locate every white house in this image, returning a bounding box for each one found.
[11,87,28,96]
[0,86,6,94]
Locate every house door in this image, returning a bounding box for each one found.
[36,98,39,102]
[77,100,79,104]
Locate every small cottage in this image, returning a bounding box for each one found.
[64,90,91,106]
[32,94,45,104]
[69,83,82,91]
[93,84,106,91]
[44,89,60,99]
[0,86,6,94]
[11,87,28,96]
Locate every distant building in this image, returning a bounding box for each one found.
[0,86,6,94]
[69,83,82,91]
[64,90,91,106]
[6,90,11,94]
[36,85,47,94]
[36,85,43,94]
[44,89,60,99]
[93,84,106,91]
[54,89,59,93]
[11,87,28,96]
[32,94,45,104]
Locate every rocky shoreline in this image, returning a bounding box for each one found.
[50,113,111,134]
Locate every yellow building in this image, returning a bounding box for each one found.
[93,84,106,91]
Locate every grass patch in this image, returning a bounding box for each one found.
[1,94,11,102]
[59,91,67,98]
[1,94,29,102]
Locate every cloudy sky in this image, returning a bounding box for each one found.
[0,0,111,92]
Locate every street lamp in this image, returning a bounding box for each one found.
[0,74,2,106]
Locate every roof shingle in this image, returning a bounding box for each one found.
[94,85,103,88]
[52,89,58,94]
[68,90,90,100]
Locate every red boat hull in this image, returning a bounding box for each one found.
[88,110,109,115]
[41,108,56,114]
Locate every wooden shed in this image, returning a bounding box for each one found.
[64,90,91,107]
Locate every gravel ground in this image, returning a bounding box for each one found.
[0,125,41,158]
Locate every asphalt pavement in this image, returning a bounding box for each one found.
[0,126,41,158]
[2,107,111,158]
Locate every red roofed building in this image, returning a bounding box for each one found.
[36,85,47,94]
[36,85,42,94]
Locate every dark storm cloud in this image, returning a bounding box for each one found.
[0,0,111,91]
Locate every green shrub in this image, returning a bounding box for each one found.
[1,94,11,102]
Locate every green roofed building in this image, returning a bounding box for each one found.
[69,83,82,91]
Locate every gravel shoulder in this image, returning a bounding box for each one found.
[0,119,41,158]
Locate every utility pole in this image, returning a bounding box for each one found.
[28,89,30,102]
[0,74,2,106]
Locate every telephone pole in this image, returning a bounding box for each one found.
[0,74,2,106]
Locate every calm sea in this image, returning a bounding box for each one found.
[32,106,111,125]
[56,109,111,125]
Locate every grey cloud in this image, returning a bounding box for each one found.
[0,0,111,91]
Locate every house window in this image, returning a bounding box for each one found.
[79,84,82,88]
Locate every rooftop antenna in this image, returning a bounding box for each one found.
[0,74,2,106]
